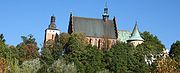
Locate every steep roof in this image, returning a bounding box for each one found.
[128,22,144,41]
[46,15,59,30]
[118,30,131,43]
[69,16,118,39]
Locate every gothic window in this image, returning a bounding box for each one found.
[112,40,115,44]
[52,35,54,40]
[89,39,92,44]
[95,39,97,46]
[98,39,101,49]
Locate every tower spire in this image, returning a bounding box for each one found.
[102,2,109,21]
[49,15,56,29]
[127,21,144,47]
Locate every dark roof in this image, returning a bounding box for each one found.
[70,16,117,39]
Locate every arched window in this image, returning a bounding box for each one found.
[112,40,115,45]
[95,39,97,46]
[52,35,54,40]
[89,39,92,44]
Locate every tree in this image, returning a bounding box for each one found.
[47,58,77,73]
[104,42,149,73]
[16,34,39,63]
[21,58,41,73]
[169,40,180,63]
[82,45,105,72]
[0,34,5,43]
[59,33,70,47]
[0,35,11,59]
[152,56,180,73]
[63,33,87,72]
[137,31,165,67]
[64,33,107,73]
[0,57,8,73]
[140,31,165,55]
[41,34,63,65]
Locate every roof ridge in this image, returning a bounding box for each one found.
[73,16,113,21]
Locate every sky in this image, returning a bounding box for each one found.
[0,0,179,50]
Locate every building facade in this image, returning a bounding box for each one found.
[68,5,118,49]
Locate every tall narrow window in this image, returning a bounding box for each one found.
[98,39,101,49]
[52,35,54,40]
[89,39,92,44]
[95,39,97,46]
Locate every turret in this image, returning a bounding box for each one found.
[127,21,144,46]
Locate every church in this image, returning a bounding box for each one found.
[43,4,144,48]
[68,5,118,49]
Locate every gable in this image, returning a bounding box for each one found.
[72,16,117,39]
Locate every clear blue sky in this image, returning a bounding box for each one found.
[0,0,179,49]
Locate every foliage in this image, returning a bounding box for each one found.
[41,34,63,65]
[137,31,165,67]
[104,42,149,73]
[60,32,70,47]
[140,31,165,55]
[169,40,180,63]
[8,58,21,73]
[0,57,8,73]
[0,34,5,43]
[64,33,106,73]
[152,56,180,73]
[47,58,77,73]
[0,42,11,58]
[21,58,41,73]
[16,34,39,63]
[0,32,178,73]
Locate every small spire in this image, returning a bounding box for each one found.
[105,2,107,8]
[48,15,56,29]
[102,2,109,21]
[51,15,55,23]
[70,10,73,16]
[128,21,144,41]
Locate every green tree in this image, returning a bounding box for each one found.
[0,34,5,43]
[82,45,105,72]
[137,31,165,68]
[0,34,12,59]
[41,34,63,65]
[104,42,149,73]
[169,40,180,63]
[16,34,39,63]
[21,58,41,73]
[64,33,87,72]
[47,58,77,73]
[40,34,64,73]
[64,33,106,73]
[60,32,70,47]
[140,31,165,55]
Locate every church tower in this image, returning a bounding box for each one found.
[127,21,144,47]
[44,15,60,45]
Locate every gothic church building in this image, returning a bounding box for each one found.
[68,5,118,49]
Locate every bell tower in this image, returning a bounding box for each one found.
[44,15,60,45]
